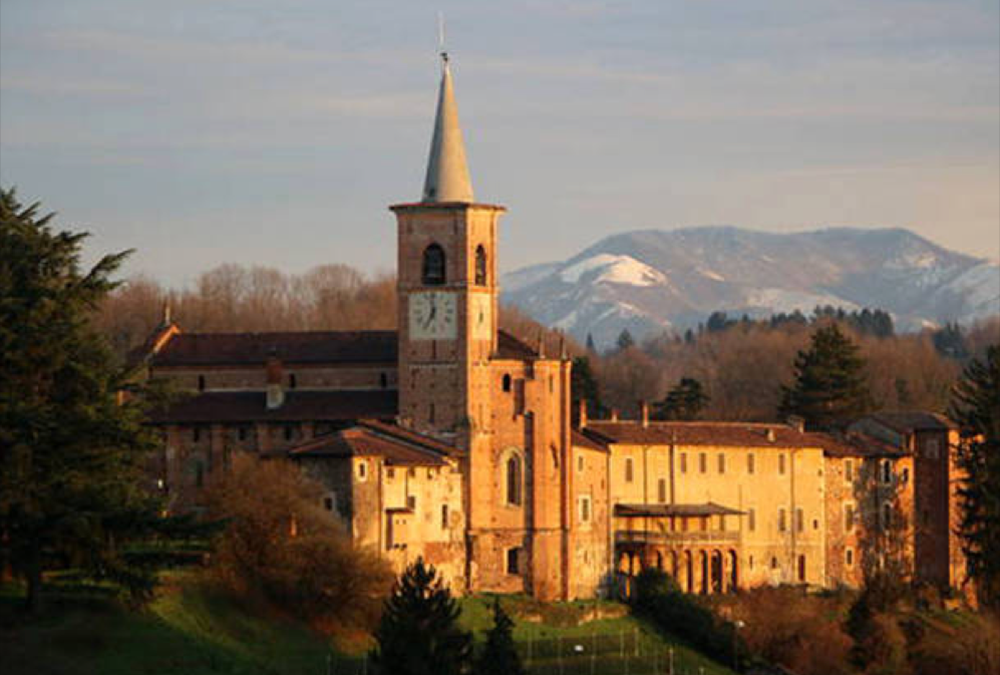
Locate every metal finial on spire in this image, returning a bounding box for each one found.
[438,12,448,64]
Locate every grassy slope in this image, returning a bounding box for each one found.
[1,578,736,675]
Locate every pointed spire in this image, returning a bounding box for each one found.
[422,54,474,203]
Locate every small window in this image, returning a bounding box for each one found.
[506,547,520,575]
[881,460,892,485]
[577,455,584,473]
[357,461,368,481]
[408,467,416,478]
[699,453,707,473]
[502,374,512,392]
[680,453,687,474]
[288,373,297,389]
[844,459,854,484]
[749,555,754,570]
[387,467,395,480]
[771,556,778,570]
[625,457,634,483]
[441,504,449,529]
[657,478,667,503]
[798,555,806,582]
[197,375,206,391]
[579,495,592,523]
[796,508,804,533]
[778,508,787,532]
[475,245,487,286]
[901,468,910,484]
[323,496,335,512]
[422,243,446,285]
[407,494,417,511]
[844,504,855,532]
[748,508,756,532]
[846,548,854,567]
[779,454,787,475]
[747,453,755,474]
[506,454,523,506]
[718,454,725,474]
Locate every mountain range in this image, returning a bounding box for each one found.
[501,226,1000,349]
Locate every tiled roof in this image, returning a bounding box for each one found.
[288,422,456,466]
[146,328,537,367]
[581,421,819,449]
[149,390,397,424]
[615,502,744,517]
[150,331,397,367]
[811,431,907,458]
[867,411,956,433]
[572,429,609,453]
[496,330,538,360]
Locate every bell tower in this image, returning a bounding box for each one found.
[391,53,505,444]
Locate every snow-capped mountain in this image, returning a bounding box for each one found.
[500,226,1000,348]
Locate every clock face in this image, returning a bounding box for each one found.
[409,291,457,340]
[471,294,492,340]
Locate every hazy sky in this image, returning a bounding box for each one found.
[2,0,998,287]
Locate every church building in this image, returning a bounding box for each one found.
[139,55,968,602]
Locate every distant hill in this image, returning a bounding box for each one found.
[501,226,1000,348]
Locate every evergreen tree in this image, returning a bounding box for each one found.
[571,356,602,421]
[655,377,709,420]
[475,597,525,675]
[585,332,596,353]
[615,329,635,351]
[778,324,871,431]
[371,558,472,675]
[0,188,166,612]
[949,345,1000,608]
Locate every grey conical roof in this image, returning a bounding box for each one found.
[422,58,474,203]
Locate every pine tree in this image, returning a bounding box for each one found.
[655,377,709,420]
[371,558,472,675]
[0,188,165,612]
[949,345,1000,608]
[475,597,525,675]
[778,324,871,431]
[571,356,602,421]
[585,332,596,352]
[616,329,635,351]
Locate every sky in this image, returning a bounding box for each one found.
[1,0,998,287]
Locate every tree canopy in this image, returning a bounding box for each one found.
[0,188,165,611]
[655,377,709,420]
[779,324,872,430]
[371,558,472,675]
[475,597,525,675]
[949,344,1000,608]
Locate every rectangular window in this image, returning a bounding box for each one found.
[657,478,667,503]
[881,460,892,485]
[407,494,417,511]
[577,455,584,473]
[506,548,520,575]
[579,495,592,523]
[387,467,395,480]
[748,453,755,475]
[441,504,449,529]
[846,548,854,567]
[748,508,756,532]
[844,504,855,532]
[699,453,707,473]
[323,492,337,512]
[844,459,854,484]
[680,453,687,474]
[778,508,787,532]
[718,454,725,474]
[625,457,634,483]
[796,508,804,533]
[779,454,786,475]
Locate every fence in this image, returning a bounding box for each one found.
[327,627,727,675]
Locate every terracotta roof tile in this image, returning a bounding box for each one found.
[581,421,817,449]
[615,502,744,517]
[867,411,956,433]
[572,429,608,453]
[151,331,397,367]
[288,423,456,466]
[496,330,537,360]
[149,390,397,424]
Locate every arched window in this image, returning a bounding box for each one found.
[422,244,446,285]
[505,453,523,506]
[475,245,487,285]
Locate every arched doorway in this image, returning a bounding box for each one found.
[711,551,723,594]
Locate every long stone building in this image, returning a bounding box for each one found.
[138,55,968,601]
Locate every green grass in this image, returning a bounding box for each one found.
[0,576,337,675]
[459,595,737,675]
[1,577,736,675]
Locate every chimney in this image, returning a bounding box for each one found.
[610,408,619,423]
[537,329,546,358]
[578,399,588,428]
[766,428,776,442]
[640,400,649,428]
[787,415,805,433]
[266,350,285,410]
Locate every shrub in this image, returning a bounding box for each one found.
[203,455,392,630]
